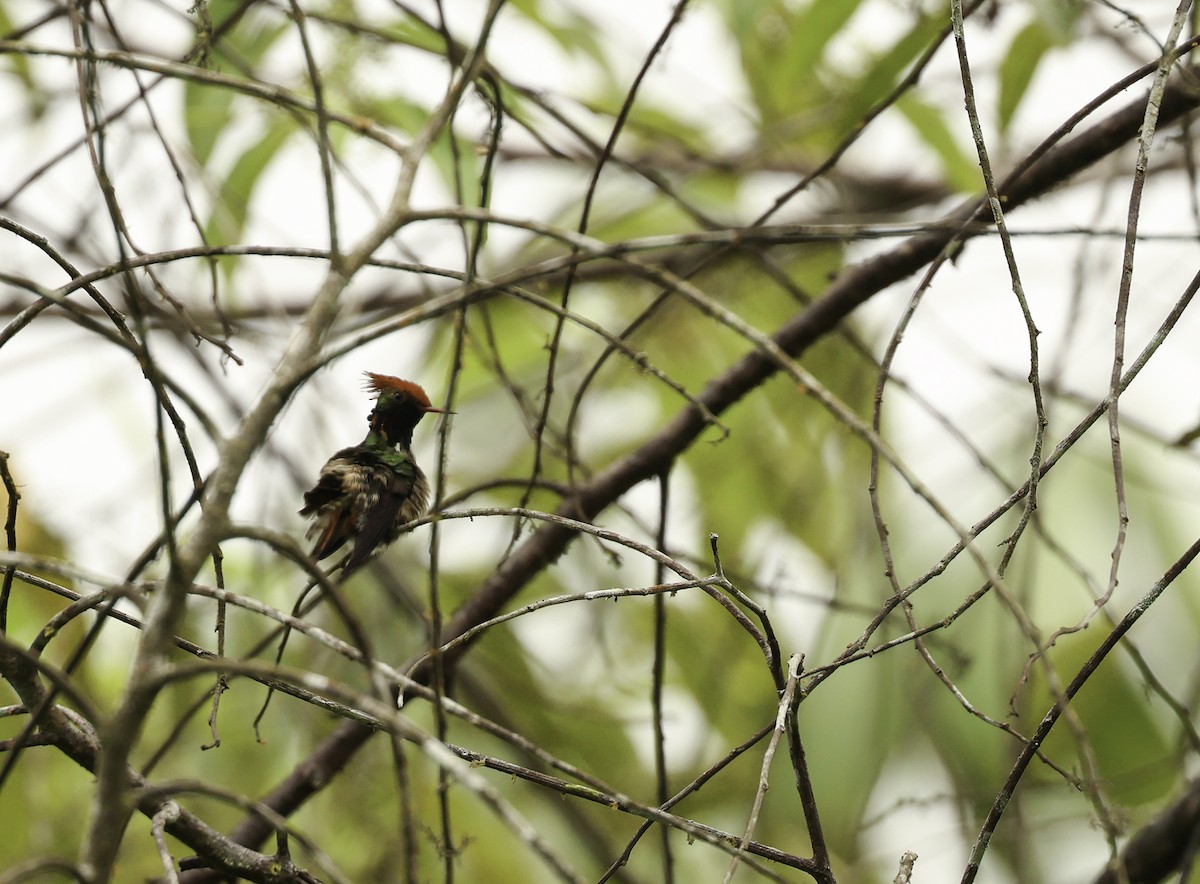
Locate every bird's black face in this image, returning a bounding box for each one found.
[370,392,428,446]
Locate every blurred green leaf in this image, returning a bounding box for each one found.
[185,0,288,167]
[0,1,41,117]
[997,20,1056,135]
[779,0,865,109]
[836,10,944,131]
[896,92,980,193]
[804,638,906,854]
[355,95,481,199]
[919,616,1032,805]
[376,16,448,54]
[584,96,712,158]
[184,80,237,169]
[1031,0,1084,39]
[508,0,610,71]
[716,0,863,126]
[1027,632,1175,807]
[204,116,296,250]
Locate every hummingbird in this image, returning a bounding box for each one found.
[300,373,448,575]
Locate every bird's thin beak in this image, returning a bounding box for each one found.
[425,406,454,415]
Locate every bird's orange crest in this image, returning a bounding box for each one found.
[363,372,432,407]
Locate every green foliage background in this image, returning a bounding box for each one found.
[2,0,1200,882]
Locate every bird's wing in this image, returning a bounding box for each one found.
[342,463,416,575]
[300,448,359,560]
[311,516,350,561]
[299,445,359,516]
[299,472,343,516]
